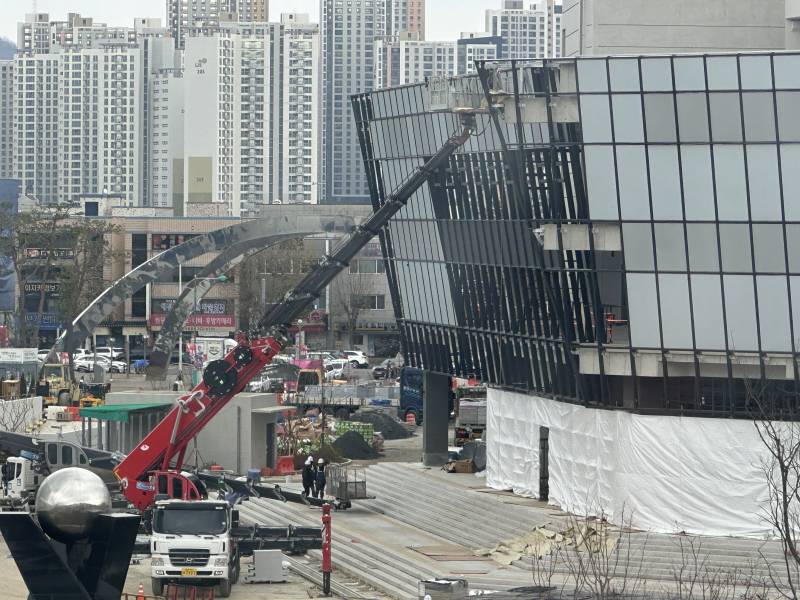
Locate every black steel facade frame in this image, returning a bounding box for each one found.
[353,52,800,419]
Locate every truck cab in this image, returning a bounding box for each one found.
[150,499,240,598]
[399,367,454,425]
[1,456,40,500]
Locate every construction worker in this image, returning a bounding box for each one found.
[315,458,326,499]
[302,456,315,497]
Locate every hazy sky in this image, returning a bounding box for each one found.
[1,0,501,43]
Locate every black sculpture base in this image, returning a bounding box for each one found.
[0,512,140,600]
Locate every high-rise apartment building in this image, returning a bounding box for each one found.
[320,0,386,204]
[13,54,61,202]
[279,14,320,205]
[375,36,456,89]
[0,61,13,179]
[239,0,269,22]
[57,46,143,206]
[167,0,238,49]
[17,13,51,55]
[150,68,185,212]
[456,32,501,75]
[486,1,562,59]
[386,0,425,38]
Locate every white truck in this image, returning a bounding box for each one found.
[150,499,241,597]
[1,454,41,502]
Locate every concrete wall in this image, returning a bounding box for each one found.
[104,390,276,472]
[564,0,786,56]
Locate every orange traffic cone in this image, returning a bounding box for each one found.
[136,582,145,600]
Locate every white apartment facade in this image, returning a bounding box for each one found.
[0,61,13,179]
[17,13,51,55]
[167,0,238,49]
[321,0,387,204]
[375,37,457,88]
[150,68,185,212]
[457,32,501,75]
[280,14,320,204]
[486,0,562,59]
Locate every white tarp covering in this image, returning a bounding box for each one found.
[486,388,772,537]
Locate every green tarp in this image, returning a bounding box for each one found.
[78,402,171,423]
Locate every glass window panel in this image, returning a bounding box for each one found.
[616,145,650,219]
[724,275,759,351]
[681,145,716,220]
[577,59,608,92]
[719,223,753,272]
[584,145,618,220]
[676,93,709,142]
[757,276,792,352]
[747,144,782,221]
[626,273,661,348]
[791,278,800,348]
[742,92,776,142]
[622,223,654,271]
[655,223,687,271]
[709,93,743,142]
[776,92,800,142]
[673,57,706,91]
[787,225,800,273]
[713,145,748,220]
[687,223,719,271]
[608,58,639,91]
[706,56,739,90]
[752,224,786,273]
[649,146,683,220]
[611,94,644,143]
[774,54,800,89]
[580,94,613,143]
[739,55,773,90]
[782,145,800,221]
[641,58,672,92]
[659,274,693,348]
[691,274,726,350]
[643,94,677,143]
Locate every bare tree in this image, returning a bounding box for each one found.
[331,272,374,347]
[0,397,35,433]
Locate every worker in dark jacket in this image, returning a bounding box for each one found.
[315,458,326,499]
[302,456,315,497]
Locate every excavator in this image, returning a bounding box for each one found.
[114,113,478,512]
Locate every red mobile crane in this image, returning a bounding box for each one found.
[115,114,477,511]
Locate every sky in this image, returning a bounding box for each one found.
[0,0,500,44]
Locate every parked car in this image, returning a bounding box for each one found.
[74,355,127,373]
[325,359,349,381]
[94,346,124,360]
[72,348,93,361]
[372,358,399,380]
[37,349,51,362]
[342,350,369,368]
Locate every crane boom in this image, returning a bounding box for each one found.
[115,114,477,510]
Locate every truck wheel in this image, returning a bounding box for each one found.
[218,577,232,598]
[151,578,164,596]
[57,391,70,407]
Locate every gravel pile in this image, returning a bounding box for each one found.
[353,409,411,440]
[332,430,378,460]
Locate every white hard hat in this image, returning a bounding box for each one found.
[317,458,324,464]
[305,456,313,465]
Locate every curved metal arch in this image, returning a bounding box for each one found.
[51,215,354,357]
[146,233,309,380]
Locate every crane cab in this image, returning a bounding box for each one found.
[126,471,208,510]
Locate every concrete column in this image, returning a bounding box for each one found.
[422,370,450,467]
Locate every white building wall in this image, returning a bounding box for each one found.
[486,388,772,537]
[151,69,184,211]
[321,0,386,204]
[13,54,61,203]
[280,14,320,205]
[183,34,239,215]
[0,61,14,179]
[486,2,549,59]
